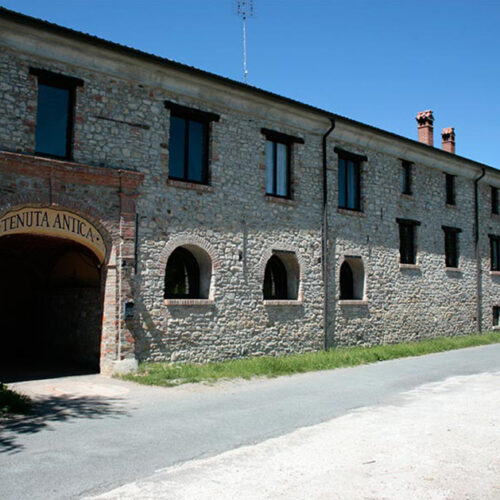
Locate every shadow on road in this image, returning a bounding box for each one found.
[0,362,98,383]
[0,394,128,454]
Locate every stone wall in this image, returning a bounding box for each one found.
[325,140,480,347]
[0,43,326,365]
[0,16,499,372]
[135,104,325,363]
[478,181,500,332]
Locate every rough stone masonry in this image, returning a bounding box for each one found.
[0,8,498,374]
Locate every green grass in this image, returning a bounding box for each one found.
[0,382,31,416]
[120,332,500,387]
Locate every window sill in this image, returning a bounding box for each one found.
[167,178,214,193]
[265,195,298,207]
[445,267,462,273]
[399,263,421,270]
[489,271,500,277]
[34,151,72,162]
[445,203,458,209]
[164,299,215,306]
[263,300,303,306]
[338,299,369,306]
[337,208,365,218]
[400,193,414,200]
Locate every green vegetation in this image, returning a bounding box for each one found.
[0,382,31,416]
[121,332,500,387]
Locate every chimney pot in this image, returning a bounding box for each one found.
[441,127,456,154]
[416,110,434,146]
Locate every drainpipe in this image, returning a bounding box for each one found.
[322,117,336,350]
[117,174,124,362]
[474,167,486,333]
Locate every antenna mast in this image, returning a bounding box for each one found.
[237,0,254,83]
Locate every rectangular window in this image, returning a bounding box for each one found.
[265,140,290,197]
[168,115,208,183]
[30,68,83,160]
[443,226,461,268]
[261,128,304,199]
[490,235,500,271]
[338,157,360,210]
[401,161,412,195]
[445,173,456,205]
[493,306,500,327]
[335,148,367,211]
[397,218,420,265]
[165,101,219,185]
[492,186,499,215]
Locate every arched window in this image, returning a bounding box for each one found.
[164,247,200,299]
[263,255,288,300]
[339,261,354,299]
[339,257,365,300]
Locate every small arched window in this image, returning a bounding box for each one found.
[164,247,200,299]
[339,257,365,300]
[263,255,288,300]
[339,261,354,299]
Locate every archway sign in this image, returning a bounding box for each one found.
[0,207,107,263]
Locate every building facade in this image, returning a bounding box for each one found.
[0,8,499,375]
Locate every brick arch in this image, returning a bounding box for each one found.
[0,194,124,374]
[0,194,118,262]
[258,244,306,301]
[257,245,306,281]
[158,234,221,271]
[159,234,221,300]
[338,253,368,301]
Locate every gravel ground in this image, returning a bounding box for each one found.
[89,371,500,500]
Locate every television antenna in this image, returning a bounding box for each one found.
[237,0,254,83]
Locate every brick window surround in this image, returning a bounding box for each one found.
[262,249,301,302]
[339,256,365,300]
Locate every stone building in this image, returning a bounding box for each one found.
[0,8,498,376]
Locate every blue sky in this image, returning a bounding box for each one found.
[2,0,499,167]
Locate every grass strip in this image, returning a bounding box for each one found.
[0,382,31,416]
[120,332,500,387]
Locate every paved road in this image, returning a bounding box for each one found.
[2,344,500,499]
[90,371,500,499]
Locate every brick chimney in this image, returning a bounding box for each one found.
[441,127,455,154]
[416,110,434,146]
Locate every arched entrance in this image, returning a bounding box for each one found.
[0,207,108,381]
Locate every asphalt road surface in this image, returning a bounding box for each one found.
[2,343,500,499]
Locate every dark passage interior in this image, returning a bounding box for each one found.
[0,234,103,381]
